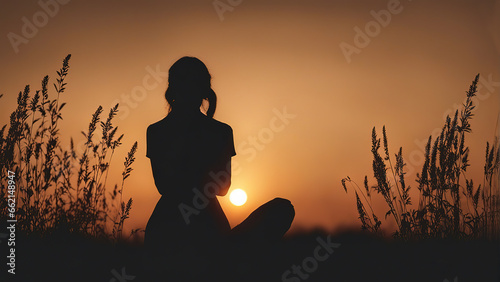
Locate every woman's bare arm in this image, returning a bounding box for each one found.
[150,158,170,192]
[204,156,232,197]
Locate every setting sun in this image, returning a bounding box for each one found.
[229,189,247,206]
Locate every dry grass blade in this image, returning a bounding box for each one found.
[342,74,499,240]
[0,55,139,242]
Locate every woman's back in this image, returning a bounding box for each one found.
[146,111,235,199]
[145,111,235,263]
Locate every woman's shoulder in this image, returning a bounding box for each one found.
[204,116,233,134]
[146,114,233,136]
[146,117,168,135]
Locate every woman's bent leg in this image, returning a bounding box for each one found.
[223,198,294,281]
[230,197,295,242]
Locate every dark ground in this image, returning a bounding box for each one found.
[1,229,499,282]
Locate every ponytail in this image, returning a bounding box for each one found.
[205,89,217,118]
[164,87,175,114]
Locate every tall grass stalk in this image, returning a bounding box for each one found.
[0,55,138,240]
[342,74,500,240]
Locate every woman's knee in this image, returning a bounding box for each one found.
[269,198,294,217]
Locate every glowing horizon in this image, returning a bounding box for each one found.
[1,0,499,236]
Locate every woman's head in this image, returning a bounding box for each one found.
[165,56,217,118]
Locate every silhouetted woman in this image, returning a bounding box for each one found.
[144,57,294,281]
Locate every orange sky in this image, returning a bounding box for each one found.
[1,0,499,235]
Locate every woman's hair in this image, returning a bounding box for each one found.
[164,56,217,118]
